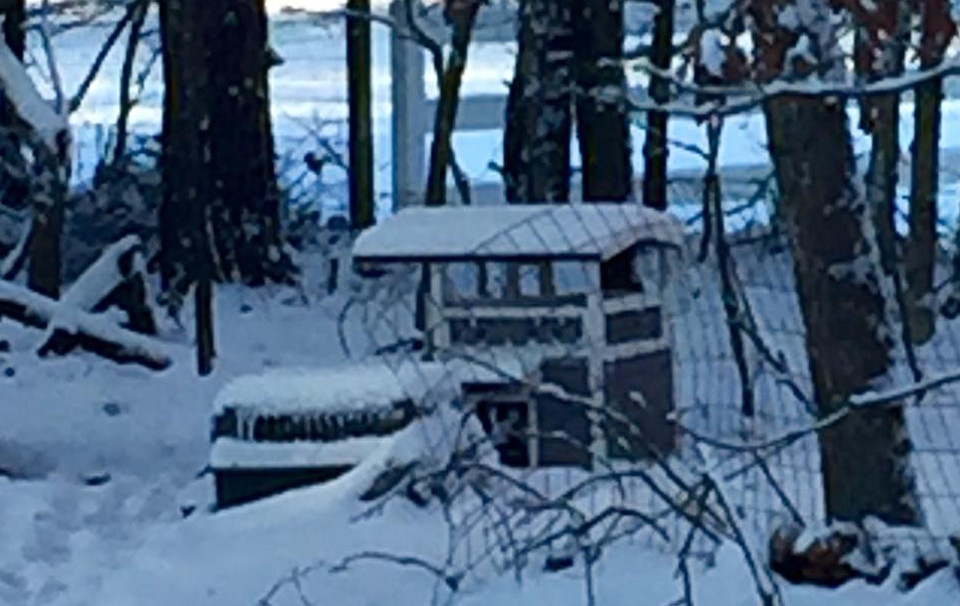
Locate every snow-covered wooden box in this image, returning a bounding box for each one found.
[209,361,457,508]
[353,203,686,468]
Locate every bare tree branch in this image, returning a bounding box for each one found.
[331,550,463,592]
[68,0,139,113]
[627,53,960,118]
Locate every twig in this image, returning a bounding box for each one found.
[0,215,33,280]
[336,295,355,359]
[696,444,782,606]
[750,451,804,527]
[330,550,463,592]
[39,0,65,115]
[112,0,150,161]
[68,0,138,113]
[850,366,960,407]
[256,560,326,606]
[627,52,960,118]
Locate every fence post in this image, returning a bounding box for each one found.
[390,0,427,211]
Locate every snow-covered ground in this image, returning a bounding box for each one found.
[2,4,960,606]
[1,243,959,605]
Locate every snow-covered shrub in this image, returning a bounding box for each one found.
[63,161,161,282]
[354,401,490,506]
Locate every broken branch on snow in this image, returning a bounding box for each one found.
[0,278,170,370]
[39,235,158,354]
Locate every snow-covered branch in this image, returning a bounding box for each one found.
[38,0,66,115]
[673,363,960,458]
[68,0,140,113]
[850,367,960,408]
[0,22,68,152]
[627,53,960,118]
[0,279,171,369]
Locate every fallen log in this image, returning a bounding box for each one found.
[59,235,156,332]
[40,235,158,355]
[0,280,171,370]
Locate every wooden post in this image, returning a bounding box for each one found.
[195,272,215,376]
[584,262,607,468]
[390,0,426,210]
[348,0,375,229]
[196,124,216,377]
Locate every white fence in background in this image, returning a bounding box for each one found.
[387,0,741,210]
[389,0,515,209]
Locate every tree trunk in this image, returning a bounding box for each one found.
[572,0,632,202]
[159,0,217,373]
[906,76,941,344]
[26,151,67,298]
[160,0,288,298]
[863,95,900,278]
[0,0,24,132]
[205,0,285,284]
[503,0,573,203]
[854,0,907,284]
[765,95,919,526]
[641,0,673,210]
[347,0,375,225]
[1,0,66,297]
[0,0,27,233]
[906,0,955,343]
[159,0,209,301]
[425,1,481,206]
[752,0,920,525]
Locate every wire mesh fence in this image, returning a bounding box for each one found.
[343,172,960,585]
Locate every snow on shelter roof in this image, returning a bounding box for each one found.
[352,204,685,263]
[213,360,458,415]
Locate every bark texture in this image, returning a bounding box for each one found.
[503,0,633,204]
[572,0,633,202]
[159,0,216,372]
[750,0,920,525]
[425,0,481,206]
[906,0,956,343]
[503,0,574,203]
[641,0,673,210]
[160,0,288,298]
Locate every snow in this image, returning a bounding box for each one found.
[699,28,727,78]
[785,33,817,72]
[213,359,455,414]
[353,204,686,263]
[0,279,172,369]
[57,235,141,310]
[0,6,959,605]
[21,4,960,227]
[0,250,958,605]
[0,26,67,153]
[211,436,387,468]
